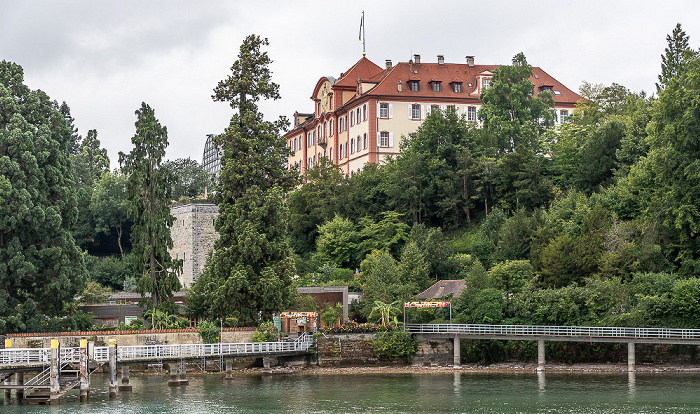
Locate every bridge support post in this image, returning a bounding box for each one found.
[537,339,545,371]
[49,339,61,405]
[628,342,636,372]
[225,359,233,379]
[4,373,10,400]
[79,339,90,402]
[178,360,188,385]
[108,339,117,398]
[15,372,23,401]
[453,335,461,367]
[168,364,183,386]
[118,365,132,391]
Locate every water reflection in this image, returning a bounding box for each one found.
[537,370,546,395]
[453,372,461,395]
[628,371,636,399]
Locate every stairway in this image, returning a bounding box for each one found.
[22,368,80,404]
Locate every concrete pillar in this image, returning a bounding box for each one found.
[178,361,188,385]
[262,357,271,369]
[537,339,545,371]
[453,335,461,367]
[49,339,60,405]
[108,339,117,398]
[628,342,636,372]
[225,359,233,379]
[168,364,180,386]
[79,339,90,402]
[15,372,23,401]
[4,374,10,400]
[118,365,132,391]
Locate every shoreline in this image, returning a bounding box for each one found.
[155,362,700,376]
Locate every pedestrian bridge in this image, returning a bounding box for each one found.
[0,334,314,368]
[405,323,700,371]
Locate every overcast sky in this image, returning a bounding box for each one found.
[2,1,699,164]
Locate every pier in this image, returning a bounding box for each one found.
[0,334,313,404]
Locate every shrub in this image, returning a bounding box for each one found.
[372,331,417,361]
[198,320,220,344]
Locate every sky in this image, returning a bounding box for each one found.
[2,0,699,164]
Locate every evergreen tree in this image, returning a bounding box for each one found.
[657,23,698,91]
[57,100,81,156]
[187,35,298,325]
[119,103,180,312]
[0,61,87,332]
[91,170,130,258]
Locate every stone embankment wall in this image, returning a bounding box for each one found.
[6,328,254,348]
[316,333,453,366]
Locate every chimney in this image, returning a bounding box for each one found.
[438,55,444,65]
[466,56,474,68]
[413,54,421,64]
[385,59,392,69]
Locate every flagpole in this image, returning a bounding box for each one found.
[362,11,366,56]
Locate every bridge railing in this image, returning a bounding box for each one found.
[0,336,314,366]
[405,324,700,339]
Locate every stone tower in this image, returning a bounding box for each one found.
[169,203,219,288]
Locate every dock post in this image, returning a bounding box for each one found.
[79,339,90,402]
[49,339,60,405]
[453,335,461,367]
[179,360,188,385]
[15,372,23,401]
[168,364,180,386]
[628,342,636,372]
[225,359,233,379]
[3,339,10,400]
[537,339,545,371]
[108,339,117,398]
[118,365,132,391]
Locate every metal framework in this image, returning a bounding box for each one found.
[0,335,313,366]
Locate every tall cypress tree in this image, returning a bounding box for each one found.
[656,23,698,91]
[0,61,87,332]
[119,103,180,313]
[187,35,298,325]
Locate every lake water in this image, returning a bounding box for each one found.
[4,371,700,413]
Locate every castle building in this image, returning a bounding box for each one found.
[284,55,582,175]
[169,203,219,288]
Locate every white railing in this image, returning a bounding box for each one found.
[0,337,314,366]
[406,324,700,339]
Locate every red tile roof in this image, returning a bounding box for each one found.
[333,57,384,88]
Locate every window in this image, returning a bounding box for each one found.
[357,108,361,123]
[468,106,476,121]
[379,103,389,118]
[380,131,389,147]
[411,104,421,120]
[560,110,569,123]
[329,147,333,161]
[183,252,186,261]
[357,135,361,151]
[329,119,334,136]
[409,81,419,91]
[363,104,367,121]
[431,104,439,114]
[432,82,441,92]
[317,125,322,139]
[363,133,368,150]
[453,83,462,93]
[483,78,490,89]
[350,111,355,126]
[339,144,343,159]
[351,139,355,154]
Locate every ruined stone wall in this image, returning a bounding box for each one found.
[170,203,219,287]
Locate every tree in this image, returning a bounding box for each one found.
[657,23,698,91]
[187,35,297,325]
[91,170,130,258]
[119,103,181,313]
[0,60,87,332]
[72,129,110,248]
[478,52,555,152]
[161,157,211,200]
[57,101,81,156]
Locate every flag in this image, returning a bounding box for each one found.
[359,12,364,41]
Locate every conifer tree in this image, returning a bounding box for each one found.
[187,35,298,325]
[0,61,87,332]
[656,23,698,91]
[119,103,180,312]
